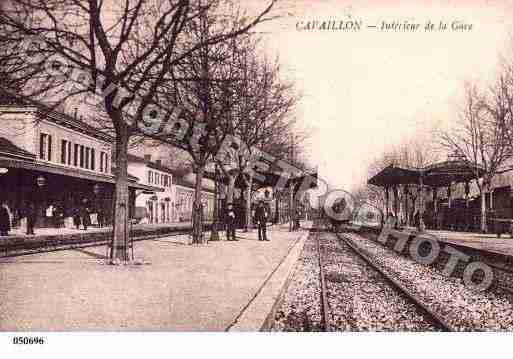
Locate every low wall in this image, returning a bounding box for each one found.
[0,223,212,257]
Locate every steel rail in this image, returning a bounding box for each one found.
[336,231,456,332]
[315,227,331,331]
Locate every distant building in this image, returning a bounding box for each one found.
[173,172,215,222]
[128,154,215,224]
[128,154,174,224]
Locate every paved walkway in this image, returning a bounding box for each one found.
[0,222,312,331]
[2,221,198,239]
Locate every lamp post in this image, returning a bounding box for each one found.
[36,175,46,187]
[35,175,46,227]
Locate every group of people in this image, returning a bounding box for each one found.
[224,200,270,242]
[72,199,105,230]
[0,201,37,236]
[0,198,107,237]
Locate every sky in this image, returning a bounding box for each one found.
[245,0,513,193]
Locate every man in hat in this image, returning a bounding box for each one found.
[225,203,237,241]
[255,200,269,241]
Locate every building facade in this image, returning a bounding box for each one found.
[128,154,175,224]
[0,99,157,229]
[128,155,216,224]
[173,173,215,223]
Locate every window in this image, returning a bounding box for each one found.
[67,142,72,165]
[149,171,153,184]
[74,144,79,166]
[100,152,105,173]
[91,149,95,171]
[156,173,159,185]
[147,170,151,183]
[79,145,84,168]
[61,140,67,164]
[39,133,52,161]
[104,153,109,173]
[85,148,90,169]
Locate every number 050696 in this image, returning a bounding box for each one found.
[12,337,45,345]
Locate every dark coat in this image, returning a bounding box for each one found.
[72,208,81,226]
[80,206,91,226]
[0,206,10,232]
[25,204,36,220]
[225,208,236,224]
[254,205,268,223]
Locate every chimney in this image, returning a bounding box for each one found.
[144,154,151,162]
[156,159,162,166]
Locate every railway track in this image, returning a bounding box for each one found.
[315,228,331,331]
[335,231,456,331]
[355,225,513,298]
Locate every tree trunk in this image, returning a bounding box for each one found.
[244,175,253,232]
[210,166,220,241]
[192,164,205,244]
[481,183,488,233]
[111,126,130,262]
[289,184,294,232]
[226,174,236,204]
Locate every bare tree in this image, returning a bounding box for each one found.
[229,44,300,232]
[439,83,512,232]
[0,0,277,258]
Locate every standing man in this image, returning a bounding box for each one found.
[225,203,237,241]
[80,199,91,231]
[0,202,10,236]
[255,200,269,241]
[97,207,104,228]
[25,202,36,235]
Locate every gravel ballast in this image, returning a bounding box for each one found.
[341,231,513,331]
[273,230,439,331]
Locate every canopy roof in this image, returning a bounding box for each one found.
[368,160,487,188]
[203,159,318,190]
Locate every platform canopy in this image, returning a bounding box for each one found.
[368,160,487,188]
[203,158,318,191]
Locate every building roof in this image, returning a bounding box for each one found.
[0,92,113,143]
[0,137,36,160]
[127,154,180,175]
[173,172,215,194]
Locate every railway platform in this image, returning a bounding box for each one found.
[386,227,513,257]
[0,222,312,331]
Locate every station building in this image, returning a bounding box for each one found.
[0,96,158,229]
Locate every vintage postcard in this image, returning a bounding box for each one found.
[1,0,512,357]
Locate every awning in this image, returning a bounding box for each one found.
[0,156,163,192]
[368,160,487,188]
[423,160,486,186]
[368,164,422,187]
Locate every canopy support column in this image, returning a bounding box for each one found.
[385,186,390,218]
[418,174,425,232]
[447,182,452,209]
[465,181,470,231]
[404,185,410,227]
[393,185,399,226]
